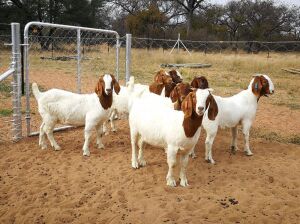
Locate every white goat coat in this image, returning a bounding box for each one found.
[203,89,258,130]
[129,92,199,152]
[36,89,110,126]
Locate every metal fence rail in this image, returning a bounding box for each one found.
[23,22,120,136]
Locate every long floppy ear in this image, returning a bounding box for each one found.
[181,92,194,118]
[205,94,218,120]
[95,77,104,97]
[170,86,179,102]
[111,74,121,94]
[252,76,262,97]
[149,82,164,95]
[191,77,199,88]
[154,73,164,84]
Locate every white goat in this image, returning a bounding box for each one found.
[200,74,274,164]
[128,85,213,187]
[102,79,150,134]
[32,74,120,156]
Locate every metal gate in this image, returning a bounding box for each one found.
[23,22,120,136]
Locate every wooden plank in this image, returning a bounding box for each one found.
[281,68,300,74]
[161,63,212,68]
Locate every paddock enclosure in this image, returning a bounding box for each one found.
[0,22,300,223]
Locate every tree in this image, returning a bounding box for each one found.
[244,0,299,41]
[217,1,248,41]
[125,3,167,37]
[172,0,206,37]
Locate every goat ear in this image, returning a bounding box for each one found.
[149,82,164,95]
[252,76,262,97]
[111,75,120,94]
[206,94,218,120]
[154,73,164,84]
[181,92,193,118]
[95,77,103,97]
[170,87,179,102]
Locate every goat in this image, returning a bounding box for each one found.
[149,69,183,97]
[128,84,213,187]
[32,74,120,156]
[201,74,275,164]
[170,82,193,110]
[191,76,209,89]
[104,70,182,135]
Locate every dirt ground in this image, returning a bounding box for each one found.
[1,51,300,223]
[0,118,300,224]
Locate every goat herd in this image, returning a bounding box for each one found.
[32,69,274,187]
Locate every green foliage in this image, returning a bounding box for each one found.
[0,109,12,116]
[125,4,167,37]
[0,0,106,28]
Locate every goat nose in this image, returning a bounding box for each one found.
[198,106,204,111]
[106,88,112,93]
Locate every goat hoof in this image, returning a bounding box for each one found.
[190,152,197,159]
[131,160,139,169]
[112,129,117,133]
[245,151,253,156]
[83,150,90,156]
[97,143,104,149]
[230,146,238,154]
[138,159,147,167]
[180,178,189,187]
[40,145,47,150]
[54,146,61,151]
[206,159,215,164]
[166,177,177,187]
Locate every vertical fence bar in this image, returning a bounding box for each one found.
[116,35,119,81]
[11,23,22,141]
[76,28,81,93]
[24,24,30,136]
[177,33,180,53]
[125,34,131,82]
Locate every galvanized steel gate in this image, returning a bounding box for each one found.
[23,22,121,137]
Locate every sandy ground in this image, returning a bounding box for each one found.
[1,54,299,223]
[0,118,299,224]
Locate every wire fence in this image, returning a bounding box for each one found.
[0,23,12,73]
[130,37,300,54]
[0,24,13,142]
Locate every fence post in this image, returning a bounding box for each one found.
[76,28,81,93]
[116,35,119,81]
[125,34,132,82]
[11,23,22,141]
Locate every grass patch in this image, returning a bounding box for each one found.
[252,128,300,145]
[0,109,13,116]
[0,81,12,97]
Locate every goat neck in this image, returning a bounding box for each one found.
[183,110,203,138]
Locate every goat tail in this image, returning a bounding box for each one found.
[32,83,41,100]
[126,76,135,93]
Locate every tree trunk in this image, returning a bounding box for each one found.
[186,11,193,38]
